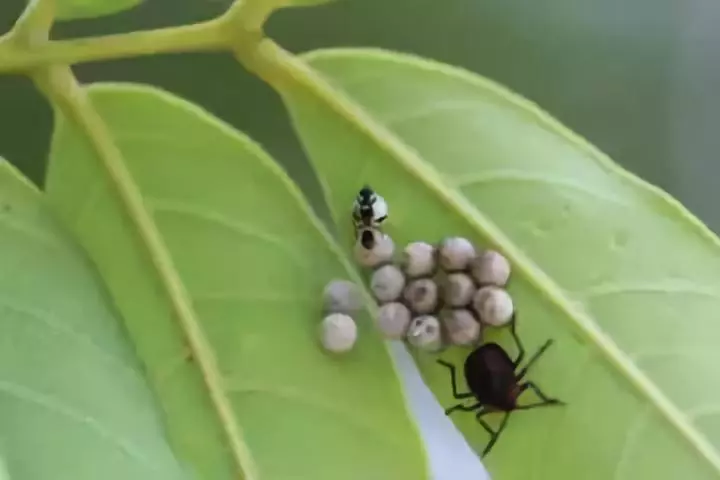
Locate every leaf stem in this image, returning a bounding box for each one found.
[8,0,55,46]
[0,0,296,75]
[221,0,284,32]
[0,19,229,74]
[34,66,258,480]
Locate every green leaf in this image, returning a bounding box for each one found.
[45,83,429,480]
[0,159,187,480]
[287,0,338,6]
[56,0,141,21]
[278,47,720,478]
[276,0,341,8]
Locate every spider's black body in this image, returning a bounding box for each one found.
[353,186,386,225]
[355,186,376,225]
[438,314,565,457]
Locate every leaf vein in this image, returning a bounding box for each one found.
[612,407,652,480]
[688,405,720,423]
[380,100,480,129]
[0,298,144,382]
[0,380,158,470]
[150,199,315,274]
[579,282,720,302]
[192,291,315,304]
[453,171,629,207]
[227,383,407,451]
[0,217,67,252]
[632,348,718,363]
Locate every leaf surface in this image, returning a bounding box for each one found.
[0,160,187,480]
[56,0,141,20]
[278,47,720,479]
[45,83,429,480]
[271,0,336,7]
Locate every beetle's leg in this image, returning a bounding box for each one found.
[514,381,565,409]
[515,339,553,380]
[509,312,525,367]
[474,409,494,437]
[437,359,474,400]
[481,411,510,458]
[444,402,482,416]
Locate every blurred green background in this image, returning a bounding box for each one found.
[1,0,718,229]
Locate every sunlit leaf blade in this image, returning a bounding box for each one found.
[275,0,340,8]
[55,0,141,21]
[279,47,720,478]
[0,159,187,480]
[45,83,429,480]
[0,456,9,480]
[289,0,337,6]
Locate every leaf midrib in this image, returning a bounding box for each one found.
[253,42,720,472]
[40,67,258,480]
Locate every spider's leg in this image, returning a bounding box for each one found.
[437,359,474,400]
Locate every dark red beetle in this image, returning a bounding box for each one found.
[437,313,565,457]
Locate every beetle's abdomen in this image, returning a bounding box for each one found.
[464,343,518,411]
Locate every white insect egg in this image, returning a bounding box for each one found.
[442,272,476,307]
[471,250,512,287]
[406,315,443,351]
[439,237,477,271]
[441,308,481,346]
[376,302,412,340]
[319,313,358,353]
[323,279,364,315]
[401,241,436,278]
[472,286,515,327]
[370,264,406,303]
[353,230,394,268]
[403,278,439,314]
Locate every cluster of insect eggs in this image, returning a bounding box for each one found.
[359,233,514,351]
[349,186,515,351]
[318,186,515,355]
